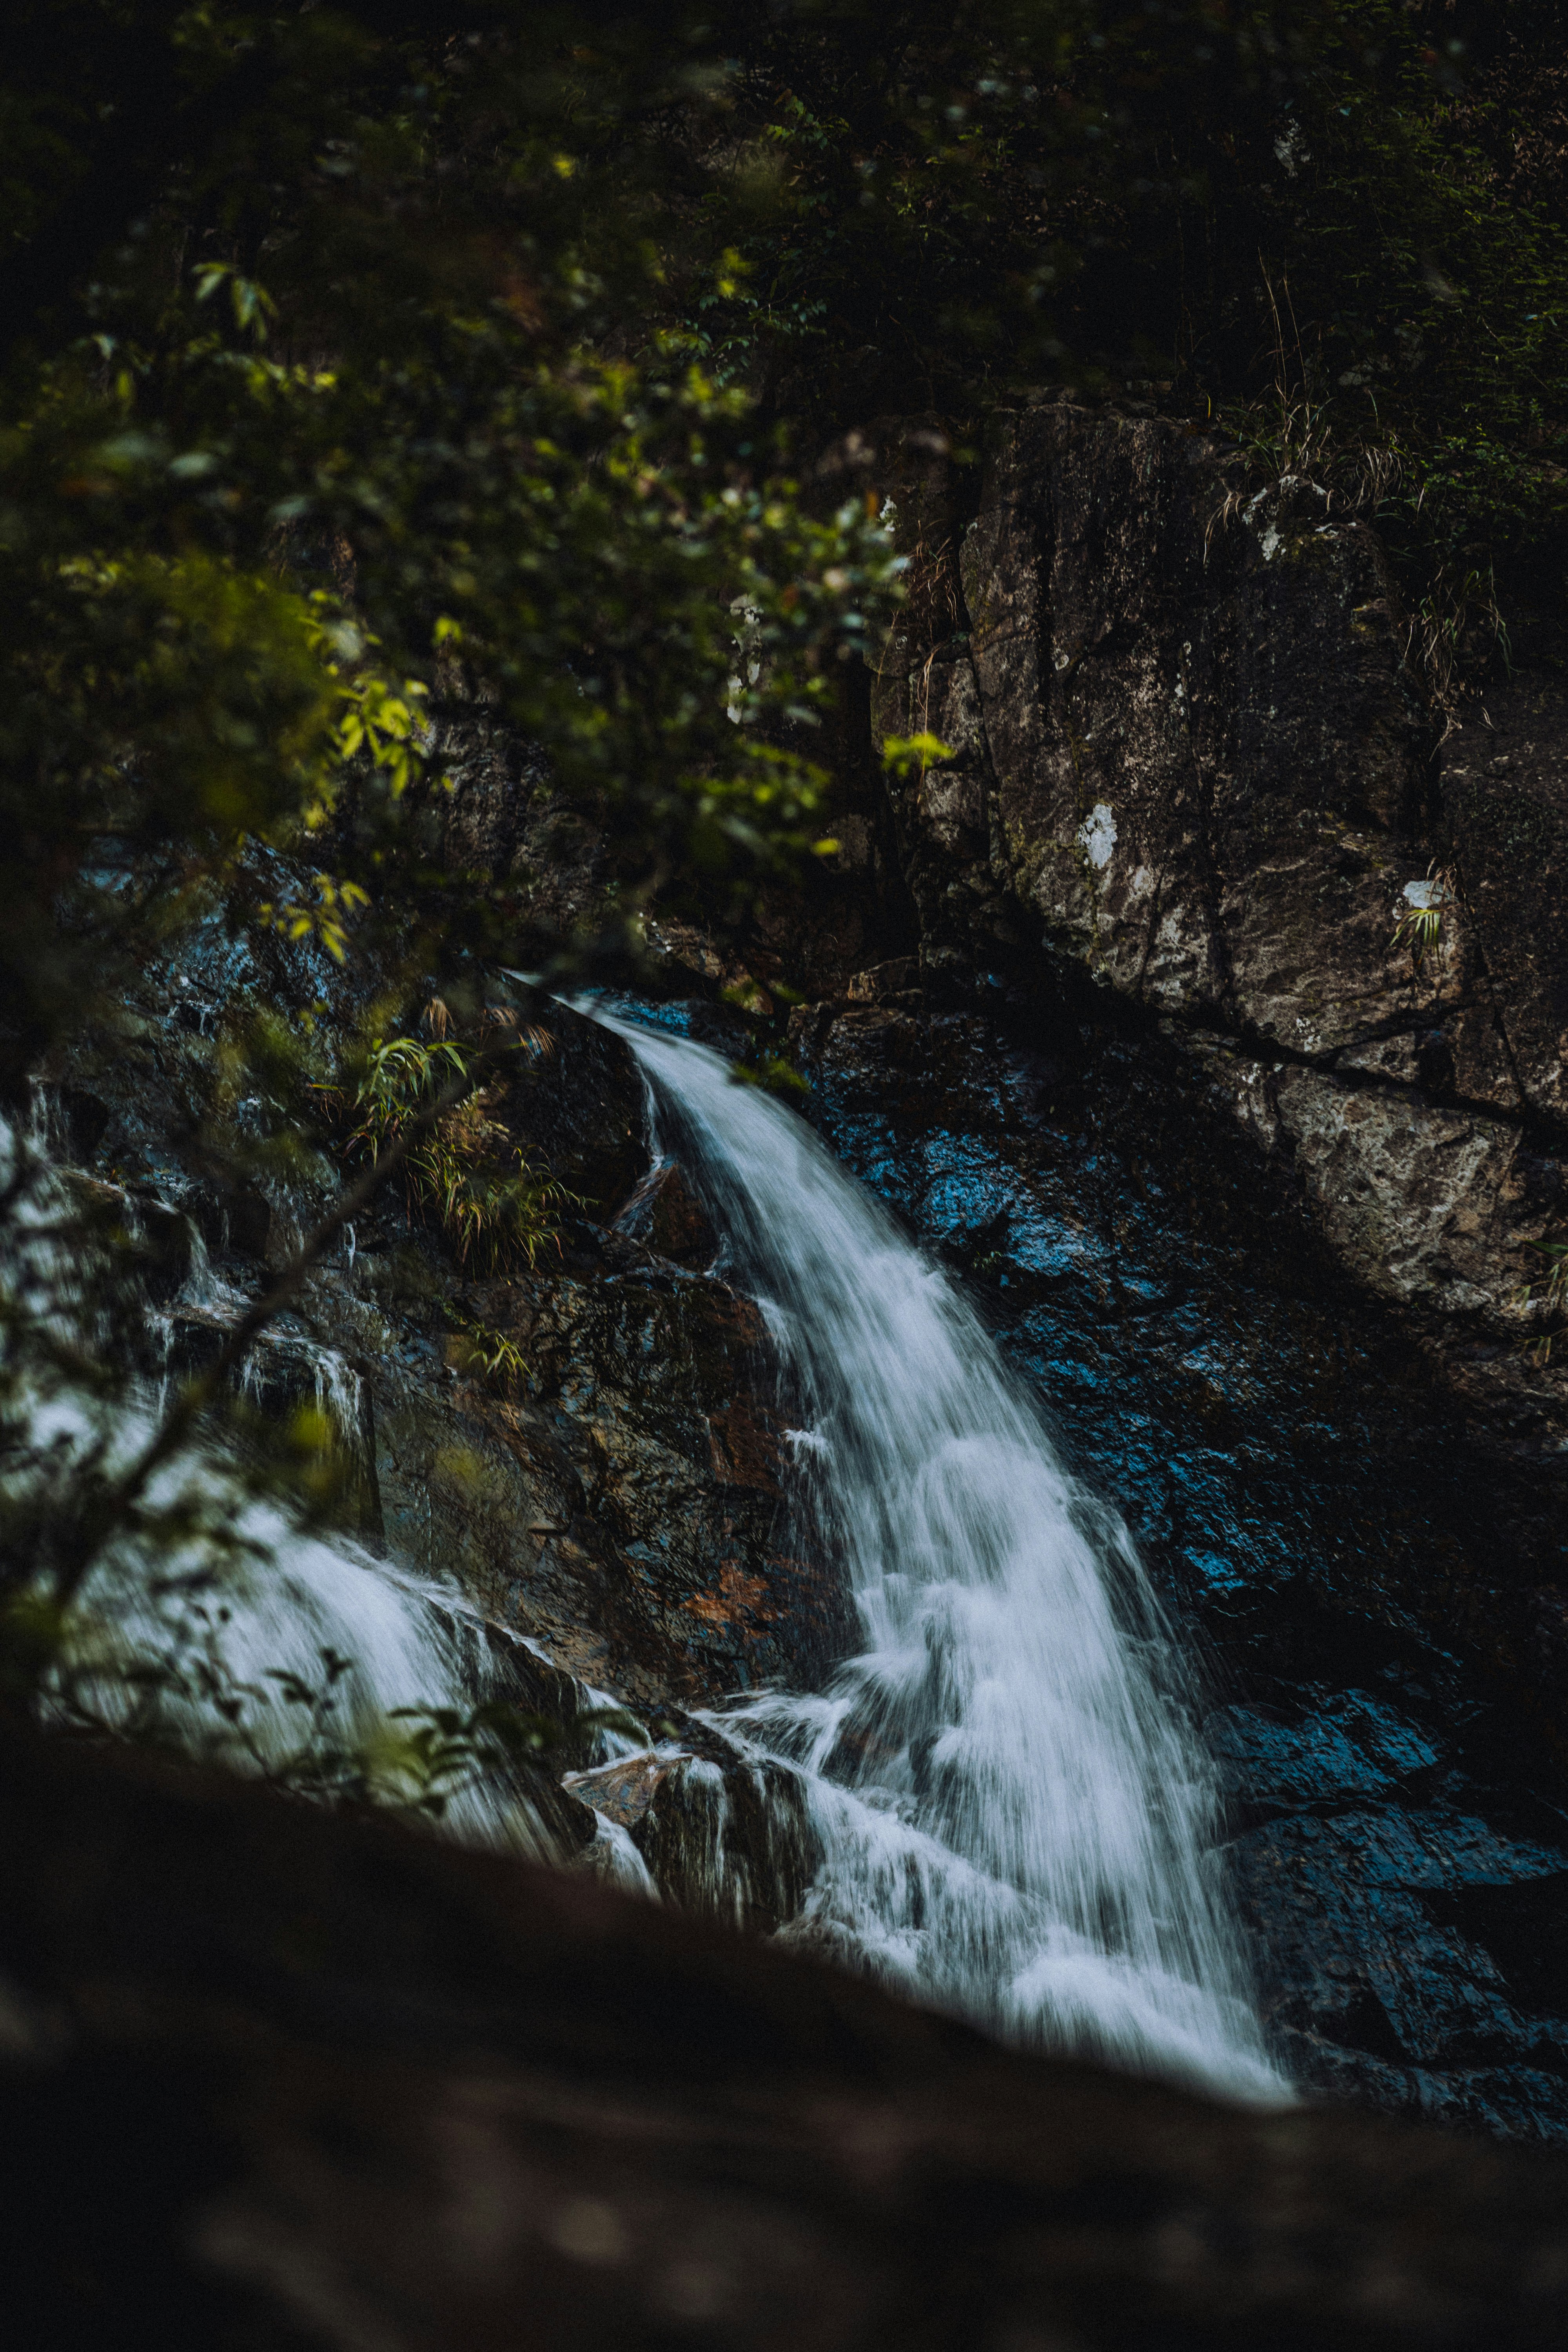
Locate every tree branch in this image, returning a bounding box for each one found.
[53,1027,520,1604]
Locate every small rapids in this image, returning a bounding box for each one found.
[3,1105,646,1882]
[594,1009,1284,2101]
[23,1397,647,1881]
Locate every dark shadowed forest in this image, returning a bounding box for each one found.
[6,8,1568,2347]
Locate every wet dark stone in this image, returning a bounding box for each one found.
[189,1181,272,1263]
[56,1084,110,1161]
[156,1310,384,1541]
[788,989,1568,2146]
[633,1744,823,1935]
[1528,1587,1568,1704]
[134,1198,195,1305]
[613,1157,718,1268]
[1439,666,1568,1131]
[648,994,756,1057]
[496,994,649,1212]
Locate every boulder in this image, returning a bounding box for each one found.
[4,1720,1568,2350]
[613,1156,719,1268]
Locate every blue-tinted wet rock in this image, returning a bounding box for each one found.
[793,994,1568,2143]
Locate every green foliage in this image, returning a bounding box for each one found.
[326,1029,579,1275]
[1389,868,1456,973]
[0,7,889,1798]
[1214,7,1568,586]
[259,870,373,968]
[8,2,1560,1101]
[0,5,905,1104]
[730,1049,809,1099]
[1391,900,1444,968]
[882,731,955,780]
[673,5,1568,646]
[1512,1240,1568,1366]
[445,1312,531,1393]
[7,1569,635,1820]
[681,3,1328,415]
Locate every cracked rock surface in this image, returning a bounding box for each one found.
[873,400,1568,1457]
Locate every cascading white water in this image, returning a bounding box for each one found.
[2,1107,650,1884]
[35,1394,653,1888]
[594,1007,1285,2101]
[10,1051,1281,2091]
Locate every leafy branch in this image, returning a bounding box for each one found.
[9,1574,639,1824]
[321,1023,580,1274]
[20,1025,527,1635]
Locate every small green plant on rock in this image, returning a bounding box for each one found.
[1511,1241,1568,1367]
[730,1050,808,1099]
[324,1025,577,1275]
[445,1312,530,1394]
[1391,867,1457,977]
[880,731,953,782]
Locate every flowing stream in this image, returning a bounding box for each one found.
[595,1007,1284,2101]
[11,1033,1284,2099]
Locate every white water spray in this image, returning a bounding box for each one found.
[1,1111,645,1884]
[595,1009,1283,2100]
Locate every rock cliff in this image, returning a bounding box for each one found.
[871,399,1568,1598]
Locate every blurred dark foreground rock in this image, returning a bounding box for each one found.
[3,1724,1567,2352]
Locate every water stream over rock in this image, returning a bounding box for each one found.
[26,909,1568,2140]
[775,986,1568,2143]
[593,1008,1282,2100]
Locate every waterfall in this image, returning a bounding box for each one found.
[0,1109,646,1882]
[26,1392,637,1871]
[9,1046,1282,2095]
[593,1008,1284,2101]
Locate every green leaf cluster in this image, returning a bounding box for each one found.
[0,4,906,1098]
[327,1027,579,1274]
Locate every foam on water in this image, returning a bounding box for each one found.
[592,1007,1284,2100]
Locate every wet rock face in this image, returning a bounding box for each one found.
[878,409,1438,1036]
[1180,1035,1563,1325]
[509,1240,853,1703]
[874,404,1568,1422]
[790,995,1568,2143]
[1439,665,1568,1127]
[613,1157,719,1267]
[7,1722,1568,2352]
[42,870,852,1729]
[496,999,649,1213]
